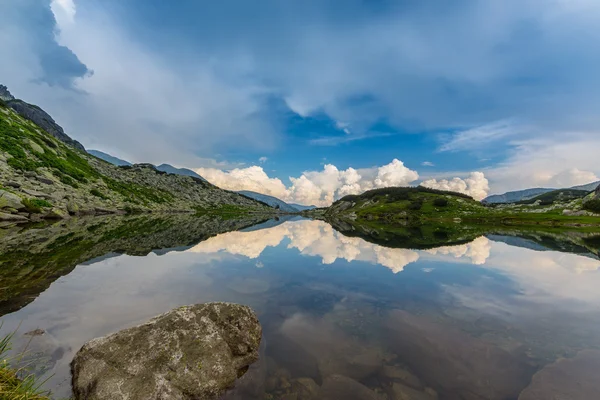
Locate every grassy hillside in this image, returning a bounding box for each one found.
[0,103,274,222]
[324,186,600,227]
[516,189,590,205]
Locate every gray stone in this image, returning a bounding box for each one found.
[0,189,24,210]
[24,171,37,178]
[292,377,320,400]
[37,176,54,185]
[21,188,52,199]
[382,365,423,389]
[71,302,262,400]
[66,201,80,215]
[0,212,28,222]
[42,208,67,220]
[5,181,21,188]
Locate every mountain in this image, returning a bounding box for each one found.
[0,86,274,222]
[483,188,554,204]
[86,150,205,181]
[237,190,299,212]
[484,181,600,204]
[571,181,600,192]
[289,203,317,211]
[88,150,132,167]
[0,84,85,151]
[518,189,590,205]
[155,164,205,180]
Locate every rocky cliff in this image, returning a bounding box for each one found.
[1,84,85,150]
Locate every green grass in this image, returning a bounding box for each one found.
[21,199,52,214]
[329,187,600,227]
[90,188,108,200]
[583,199,600,214]
[0,332,50,400]
[0,106,99,184]
[516,189,590,205]
[103,177,173,206]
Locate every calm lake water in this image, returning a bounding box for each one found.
[2,216,600,399]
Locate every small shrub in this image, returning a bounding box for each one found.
[433,198,449,207]
[583,199,600,214]
[408,199,423,210]
[22,198,52,213]
[90,188,108,200]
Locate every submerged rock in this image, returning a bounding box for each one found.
[518,350,600,400]
[71,302,262,400]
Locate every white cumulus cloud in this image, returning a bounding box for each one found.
[198,159,419,207]
[197,166,290,199]
[420,172,490,200]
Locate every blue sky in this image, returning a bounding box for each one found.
[2,0,600,205]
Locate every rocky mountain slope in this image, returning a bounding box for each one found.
[484,188,555,204]
[0,84,85,150]
[484,181,600,204]
[517,189,591,205]
[0,92,274,223]
[237,190,299,212]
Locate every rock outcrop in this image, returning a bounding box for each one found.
[518,350,600,400]
[3,91,85,150]
[71,302,262,400]
[0,84,14,102]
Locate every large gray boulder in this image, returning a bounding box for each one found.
[71,302,262,400]
[0,189,24,210]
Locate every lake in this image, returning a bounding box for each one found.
[1,215,600,399]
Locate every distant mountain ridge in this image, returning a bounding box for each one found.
[87,150,205,181]
[155,164,205,180]
[484,181,600,203]
[237,190,299,212]
[289,203,317,211]
[88,150,132,167]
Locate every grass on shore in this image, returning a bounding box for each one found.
[0,332,50,400]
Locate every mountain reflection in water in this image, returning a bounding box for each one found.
[1,216,600,399]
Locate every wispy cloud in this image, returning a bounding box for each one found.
[421,161,435,167]
[439,120,532,153]
[309,132,392,146]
